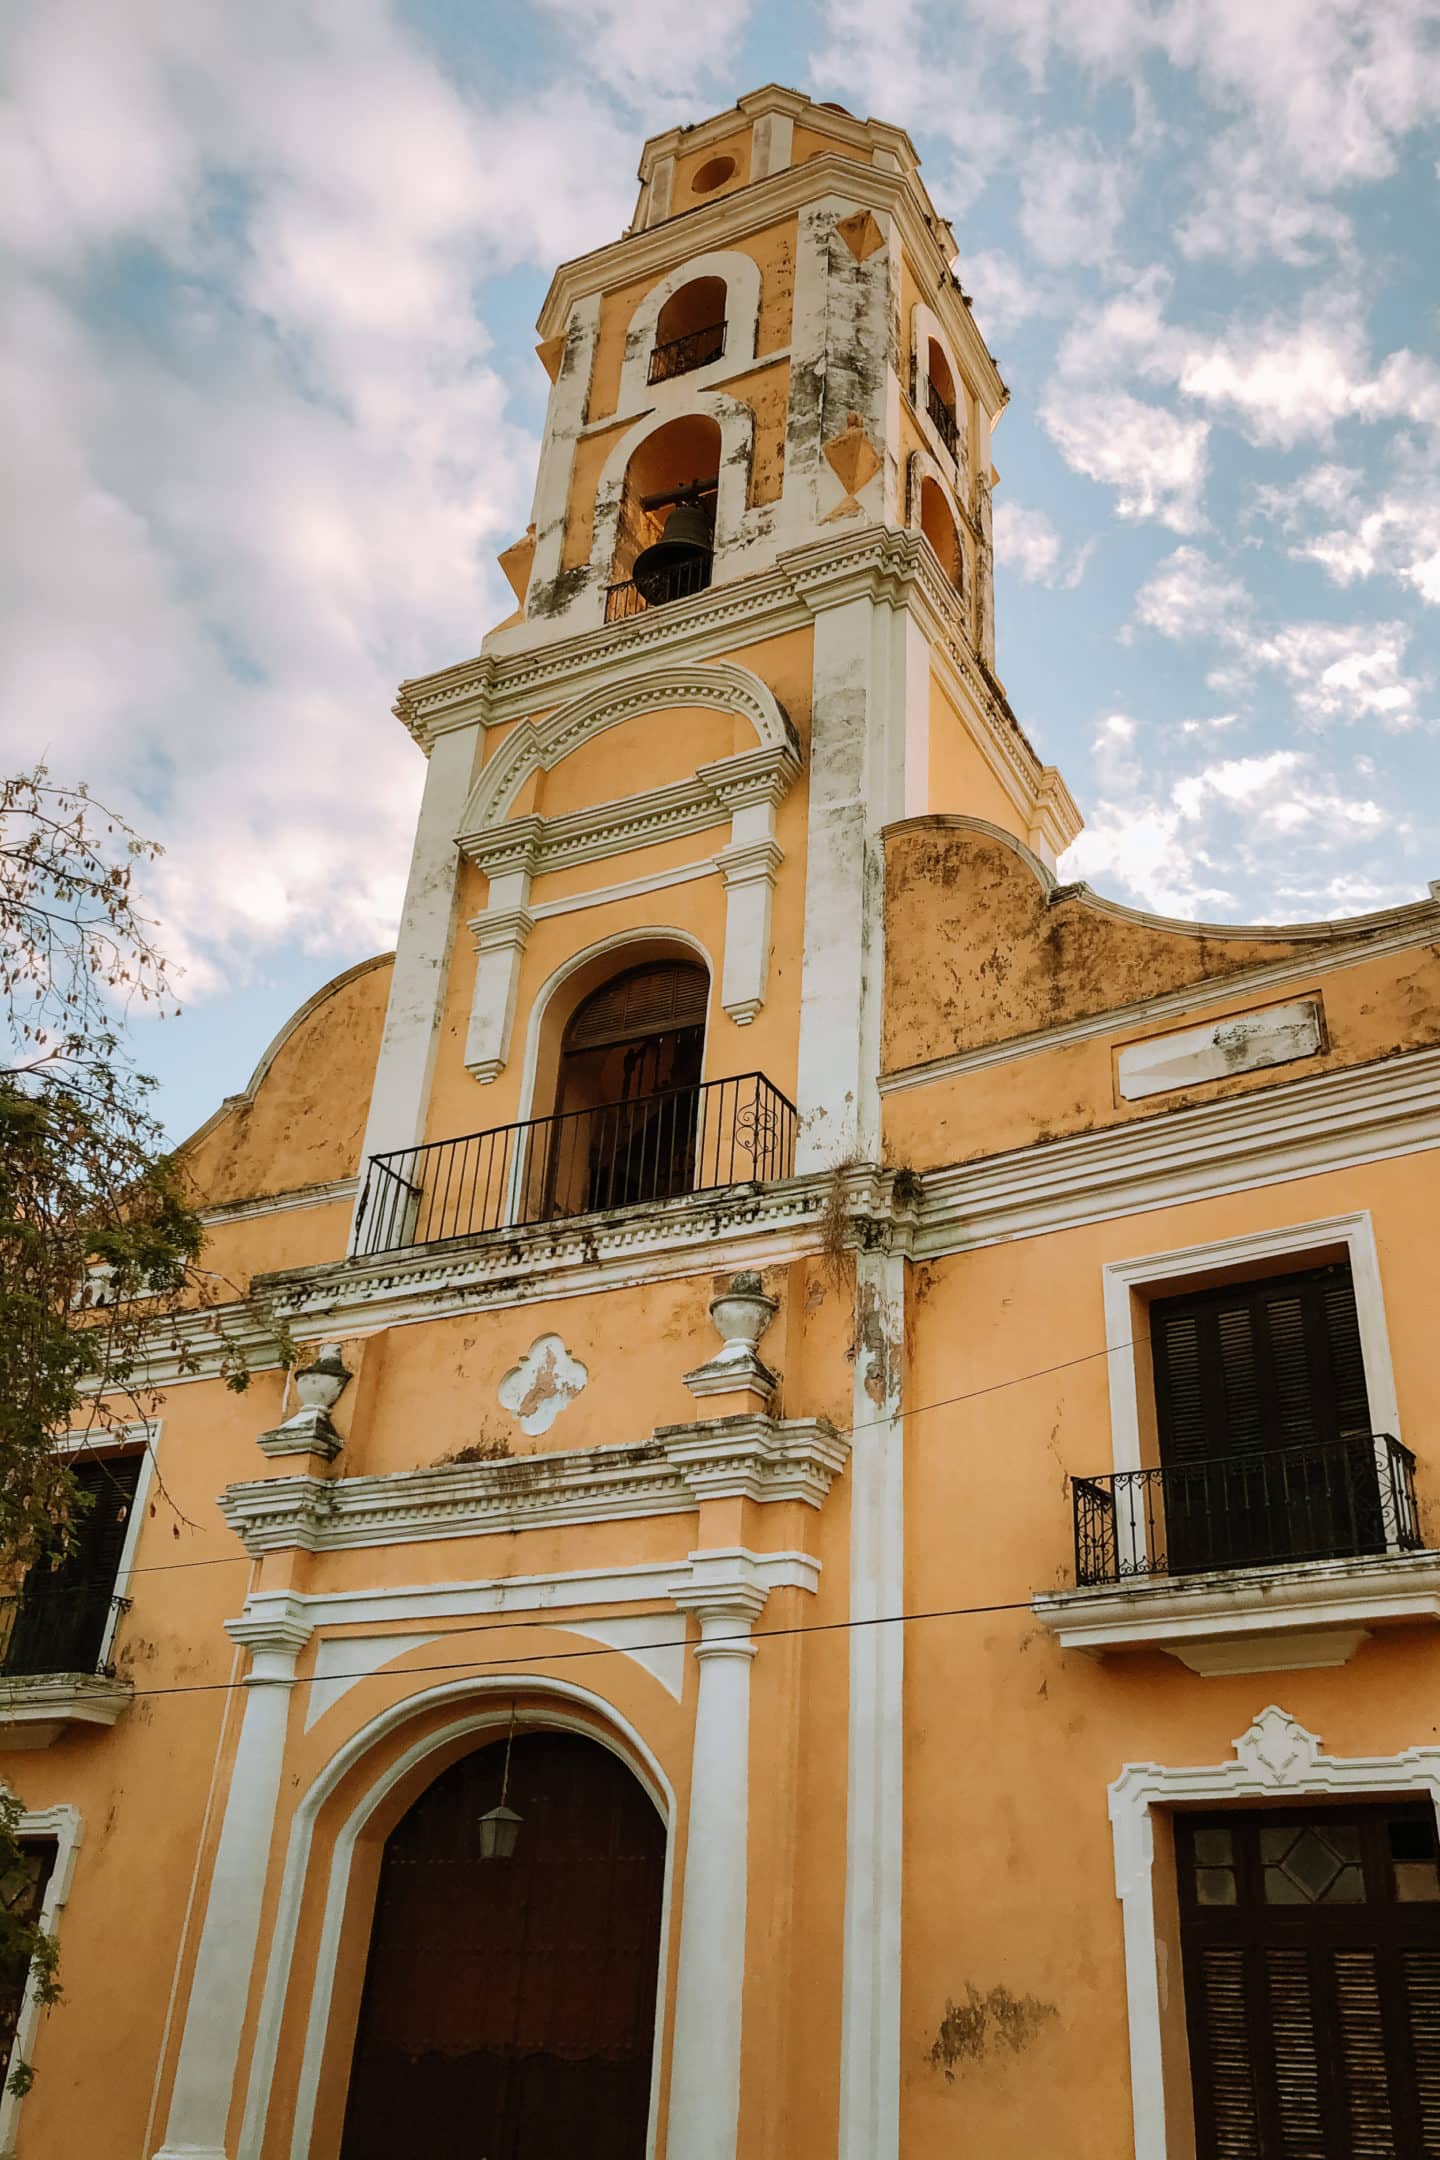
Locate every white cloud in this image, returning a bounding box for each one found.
[1132,547,1252,640]
[1040,390,1210,532]
[1019,133,1127,267]
[1061,731,1405,920]
[959,248,1063,342]
[533,0,754,112]
[1252,451,1440,605]
[1228,620,1430,730]
[0,0,639,993]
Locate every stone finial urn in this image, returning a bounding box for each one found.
[293,1344,351,1416]
[708,1273,778,1355]
[257,1342,352,1462]
[683,1273,780,1404]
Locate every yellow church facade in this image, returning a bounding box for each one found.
[7,85,1440,2160]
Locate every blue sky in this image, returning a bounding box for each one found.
[3,0,1438,1143]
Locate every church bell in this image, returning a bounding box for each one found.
[631,498,714,603]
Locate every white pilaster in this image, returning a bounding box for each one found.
[838,1246,906,2160]
[716,831,782,1025]
[666,1552,768,2160]
[463,869,535,1083]
[793,591,909,1169]
[351,719,480,1238]
[526,293,601,609]
[153,1599,311,2160]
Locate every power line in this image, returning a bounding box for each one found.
[68,1324,1145,1591]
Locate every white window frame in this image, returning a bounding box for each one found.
[53,1424,157,1668]
[0,1801,83,2152]
[1101,1211,1400,1566]
[1110,1706,1440,2160]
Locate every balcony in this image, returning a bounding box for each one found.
[604,551,713,622]
[648,321,726,384]
[0,1589,132,1747]
[1033,1435,1440,1675]
[354,1072,797,1258]
[925,380,960,459]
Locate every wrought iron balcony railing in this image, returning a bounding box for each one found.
[0,1586,127,1680]
[1072,1433,1422,1588]
[926,380,960,458]
[648,321,727,384]
[604,552,713,622]
[355,1072,798,1257]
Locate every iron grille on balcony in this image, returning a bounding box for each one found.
[1071,1434,1422,1587]
[604,552,713,621]
[648,321,726,384]
[0,1587,127,1679]
[355,1072,798,1257]
[926,380,960,458]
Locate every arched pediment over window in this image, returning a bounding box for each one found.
[458,662,801,1079]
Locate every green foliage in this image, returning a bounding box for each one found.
[0,1789,62,2099]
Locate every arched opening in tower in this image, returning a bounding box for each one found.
[920,475,964,592]
[649,276,728,382]
[925,338,961,457]
[608,414,722,614]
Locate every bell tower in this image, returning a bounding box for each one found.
[356,84,1081,1214]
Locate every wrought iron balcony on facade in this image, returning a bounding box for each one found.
[604,551,713,622]
[1071,1433,1422,1588]
[926,381,960,459]
[647,321,727,384]
[0,1586,127,1680]
[355,1072,798,1257]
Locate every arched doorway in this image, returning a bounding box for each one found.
[339,1730,666,2160]
[537,958,708,1218]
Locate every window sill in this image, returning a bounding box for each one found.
[0,1672,132,1748]
[1032,1548,1440,1675]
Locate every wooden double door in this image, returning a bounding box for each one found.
[339,1733,665,2160]
[1179,1804,1440,2155]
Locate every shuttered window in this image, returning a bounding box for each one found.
[1179,1808,1440,2158]
[2,1452,141,1678]
[1152,1264,1372,1468]
[563,963,708,1052]
[1149,1265,1379,1572]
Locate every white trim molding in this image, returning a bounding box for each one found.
[0,1801,83,2153]
[1036,1547,1440,1673]
[1031,1211,1418,1673]
[914,1048,1440,1259]
[614,248,763,418]
[1101,1210,1401,1482]
[1109,1706,1440,2160]
[218,1415,849,1556]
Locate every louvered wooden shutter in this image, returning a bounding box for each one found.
[7,1453,142,1675]
[1181,1811,1440,2159]
[1152,1264,1372,1470]
[563,964,708,1051]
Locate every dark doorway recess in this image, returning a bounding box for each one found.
[1178,1803,1440,2157]
[543,961,707,1217]
[339,1730,666,2160]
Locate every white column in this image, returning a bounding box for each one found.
[153,1599,311,2160]
[351,717,480,1243]
[666,1555,768,2160]
[838,1246,906,2160]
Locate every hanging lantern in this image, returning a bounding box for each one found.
[479,1703,523,1859]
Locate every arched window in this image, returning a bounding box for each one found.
[919,475,964,592]
[533,959,709,1217]
[607,415,721,619]
[649,276,727,384]
[925,338,960,459]
[339,1732,666,2160]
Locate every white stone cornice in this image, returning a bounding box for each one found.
[914,1045,1440,1260]
[457,745,799,882]
[218,1417,849,1557]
